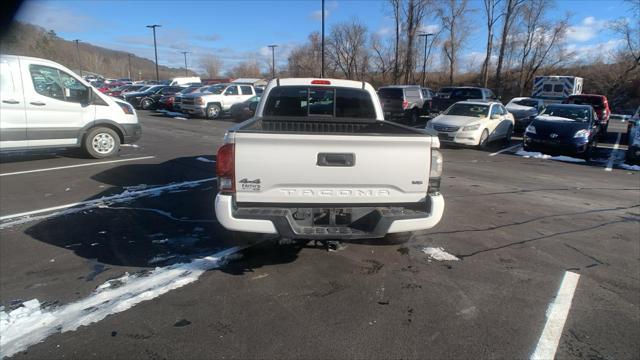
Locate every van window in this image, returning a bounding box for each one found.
[553,84,564,92]
[240,86,253,95]
[543,84,552,92]
[29,65,88,103]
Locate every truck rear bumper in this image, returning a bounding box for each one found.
[214,193,444,239]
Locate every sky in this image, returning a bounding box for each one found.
[14,0,633,74]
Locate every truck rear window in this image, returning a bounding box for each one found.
[264,86,375,118]
[377,88,403,99]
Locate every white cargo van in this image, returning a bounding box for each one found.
[0,55,141,158]
[169,77,201,86]
[531,76,583,104]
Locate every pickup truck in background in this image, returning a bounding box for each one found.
[181,83,256,119]
[431,86,499,113]
[214,78,444,243]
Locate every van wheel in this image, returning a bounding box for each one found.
[141,98,153,110]
[383,232,412,244]
[478,129,490,149]
[84,127,120,158]
[206,104,221,119]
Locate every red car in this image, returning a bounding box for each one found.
[563,94,611,133]
[157,95,175,110]
[97,82,125,93]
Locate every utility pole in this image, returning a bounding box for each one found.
[146,24,161,81]
[73,39,82,76]
[127,54,132,80]
[267,45,278,79]
[181,51,189,76]
[417,33,434,87]
[321,0,325,77]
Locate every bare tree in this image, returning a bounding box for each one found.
[389,0,402,83]
[327,19,369,80]
[480,0,503,87]
[608,0,640,90]
[199,55,223,78]
[515,0,569,95]
[287,32,322,77]
[227,60,262,78]
[495,0,525,95]
[403,0,430,84]
[437,0,471,85]
[370,33,395,84]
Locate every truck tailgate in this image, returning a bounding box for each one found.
[233,132,434,204]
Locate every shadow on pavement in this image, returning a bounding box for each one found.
[0,148,87,164]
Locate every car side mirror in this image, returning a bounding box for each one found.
[491,114,500,120]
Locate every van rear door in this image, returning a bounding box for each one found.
[0,57,27,149]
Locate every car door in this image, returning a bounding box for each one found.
[0,57,27,149]
[222,85,242,110]
[23,62,93,148]
[239,86,254,102]
[486,104,503,140]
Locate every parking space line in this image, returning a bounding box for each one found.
[530,271,581,360]
[0,156,155,177]
[605,133,622,172]
[489,144,522,157]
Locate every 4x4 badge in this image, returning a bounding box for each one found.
[239,178,261,184]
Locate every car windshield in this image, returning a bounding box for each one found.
[451,88,483,99]
[540,106,590,121]
[444,103,489,118]
[511,99,539,108]
[205,85,225,94]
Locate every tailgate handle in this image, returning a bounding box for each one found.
[317,153,355,167]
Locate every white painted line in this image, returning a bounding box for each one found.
[0,177,216,227]
[489,144,522,157]
[531,271,581,360]
[0,156,155,177]
[605,132,622,172]
[0,244,249,358]
[597,143,627,150]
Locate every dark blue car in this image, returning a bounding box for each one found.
[523,104,599,159]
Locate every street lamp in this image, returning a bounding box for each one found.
[146,24,161,81]
[268,44,278,79]
[127,54,132,80]
[417,33,434,87]
[73,39,82,76]
[181,51,189,76]
[321,0,325,78]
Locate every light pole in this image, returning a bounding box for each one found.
[417,33,434,87]
[321,0,325,77]
[268,45,278,79]
[73,39,82,76]
[146,24,161,81]
[127,54,132,80]
[181,51,189,76]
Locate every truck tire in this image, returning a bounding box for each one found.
[383,232,412,244]
[83,127,120,158]
[408,109,419,125]
[206,104,221,119]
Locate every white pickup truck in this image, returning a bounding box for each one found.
[180,83,256,119]
[214,78,444,242]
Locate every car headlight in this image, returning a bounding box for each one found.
[117,102,134,115]
[196,97,204,105]
[463,123,480,131]
[525,124,536,134]
[425,121,434,129]
[574,129,590,138]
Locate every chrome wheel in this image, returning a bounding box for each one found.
[92,133,116,154]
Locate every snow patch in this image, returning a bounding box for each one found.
[516,150,586,163]
[0,245,247,358]
[619,163,640,171]
[422,247,459,261]
[195,157,216,163]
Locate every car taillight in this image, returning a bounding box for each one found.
[216,143,235,192]
[402,100,409,110]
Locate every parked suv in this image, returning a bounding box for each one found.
[377,85,425,125]
[421,87,434,114]
[431,87,498,113]
[563,94,611,134]
[181,83,256,119]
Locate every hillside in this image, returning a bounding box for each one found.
[0,22,196,80]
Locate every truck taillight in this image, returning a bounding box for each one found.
[429,149,443,194]
[402,100,409,109]
[216,143,235,192]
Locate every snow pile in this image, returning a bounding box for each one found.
[516,150,586,163]
[165,111,185,117]
[619,163,640,171]
[422,247,459,261]
[195,157,216,163]
[0,178,216,229]
[0,245,246,358]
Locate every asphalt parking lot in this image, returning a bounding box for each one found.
[1,111,638,359]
